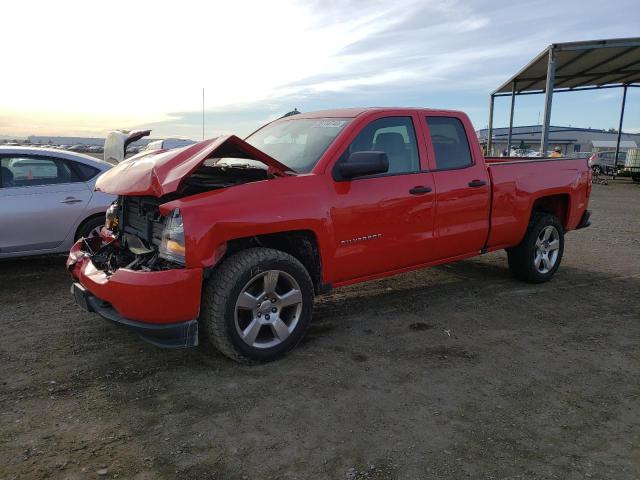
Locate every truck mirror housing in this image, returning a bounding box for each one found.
[338,151,389,179]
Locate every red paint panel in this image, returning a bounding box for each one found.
[486,157,590,247]
[69,241,202,324]
[95,135,291,197]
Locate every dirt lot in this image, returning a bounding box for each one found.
[1,181,639,480]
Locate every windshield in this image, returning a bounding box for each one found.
[245,118,350,173]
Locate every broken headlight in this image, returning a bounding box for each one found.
[158,208,186,265]
[105,202,119,230]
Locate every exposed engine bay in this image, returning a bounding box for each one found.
[180,159,270,195]
[87,162,272,274]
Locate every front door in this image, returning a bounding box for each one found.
[328,115,436,283]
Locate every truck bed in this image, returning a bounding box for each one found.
[484,156,591,250]
[485,156,569,164]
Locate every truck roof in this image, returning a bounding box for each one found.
[288,107,466,119]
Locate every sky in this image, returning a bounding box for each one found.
[1,0,638,139]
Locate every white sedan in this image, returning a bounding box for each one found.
[0,146,115,258]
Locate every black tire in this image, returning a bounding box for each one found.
[507,212,564,283]
[75,216,104,240]
[201,248,314,363]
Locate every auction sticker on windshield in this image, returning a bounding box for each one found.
[313,120,347,128]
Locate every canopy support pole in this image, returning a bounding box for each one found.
[612,84,628,180]
[487,95,495,156]
[507,81,516,155]
[540,49,556,155]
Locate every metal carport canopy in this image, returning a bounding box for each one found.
[487,37,640,160]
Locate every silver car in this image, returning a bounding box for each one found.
[589,150,627,174]
[0,147,115,258]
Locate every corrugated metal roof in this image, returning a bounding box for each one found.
[493,38,640,94]
[592,140,637,148]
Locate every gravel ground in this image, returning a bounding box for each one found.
[1,181,639,480]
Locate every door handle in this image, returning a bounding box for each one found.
[409,186,432,195]
[468,180,487,188]
[60,197,83,204]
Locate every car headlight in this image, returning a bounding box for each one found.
[158,208,186,265]
[105,202,119,230]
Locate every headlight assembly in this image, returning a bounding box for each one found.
[105,202,119,230]
[158,208,186,265]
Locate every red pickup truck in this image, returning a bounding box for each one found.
[67,108,592,362]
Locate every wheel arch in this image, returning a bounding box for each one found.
[219,230,327,295]
[74,212,105,241]
[530,193,571,229]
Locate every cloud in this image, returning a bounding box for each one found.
[2,0,639,137]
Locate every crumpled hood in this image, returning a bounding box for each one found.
[95,135,292,197]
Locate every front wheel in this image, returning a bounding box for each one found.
[201,248,314,363]
[76,216,104,240]
[507,212,564,283]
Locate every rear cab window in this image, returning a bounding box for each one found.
[425,117,473,170]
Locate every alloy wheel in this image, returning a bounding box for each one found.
[234,270,303,349]
[534,225,560,274]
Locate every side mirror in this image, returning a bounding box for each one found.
[338,151,389,179]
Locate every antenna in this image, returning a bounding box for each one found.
[202,88,205,141]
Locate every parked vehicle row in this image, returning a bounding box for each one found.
[67,107,592,363]
[0,132,200,259]
[0,143,150,155]
[0,147,115,258]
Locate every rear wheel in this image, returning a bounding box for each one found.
[507,212,564,283]
[201,248,314,363]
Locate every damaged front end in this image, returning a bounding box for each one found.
[66,195,204,347]
[85,165,275,273]
[66,135,289,346]
[81,135,287,274]
[85,196,185,275]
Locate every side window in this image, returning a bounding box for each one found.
[426,117,473,170]
[0,156,74,188]
[71,162,100,181]
[340,116,419,175]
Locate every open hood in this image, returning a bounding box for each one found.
[95,135,293,197]
[104,129,151,164]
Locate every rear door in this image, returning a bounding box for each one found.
[422,114,491,259]
[0,155,92,255]
[328,113,436,283]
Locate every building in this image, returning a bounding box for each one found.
[27,136,107,146]
[476,125,640,156]
[26,135,160,148]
